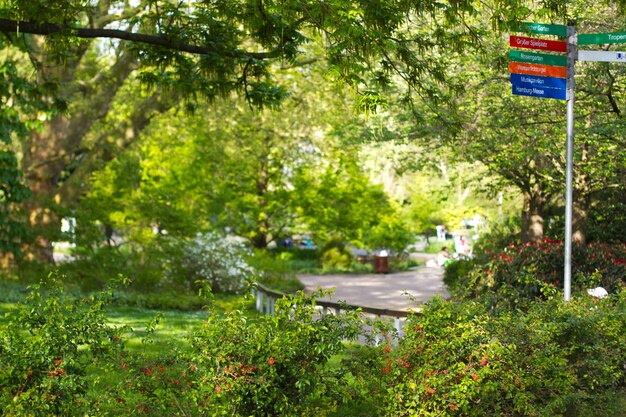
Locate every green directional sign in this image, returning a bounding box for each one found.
[579,31,626,45]
[519,22,567,37]
[509,50,567,67]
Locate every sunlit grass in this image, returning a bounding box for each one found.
[0,292,256,351]
[103,293,256,354]
[0,302,16,323]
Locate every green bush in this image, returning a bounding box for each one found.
[472,215,521,255]
[320,238,353,272]
[108,291,365,416]
[363,213,414,256]
[382,294,626,417]
[0,274,125,416]
[454,240,626,305]
[58,241,173,292]
[247,250,305,293]
[442,258,476,292]
[2,273,624,417]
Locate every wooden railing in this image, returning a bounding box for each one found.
[251,282,418,343]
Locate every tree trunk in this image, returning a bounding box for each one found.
[22,155,61,263]
[572,186,591,246]
[571,140,592,245]
[252,138,271,249]
[18,49,136,262]
[521,189,545,243]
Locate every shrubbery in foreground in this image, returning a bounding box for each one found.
[0,278,365,416]
[1,274,624,416]
[0,276,124,416]
[102,290,364,416]
[381,294,626,416]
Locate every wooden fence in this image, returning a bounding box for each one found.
[251,282,418,344]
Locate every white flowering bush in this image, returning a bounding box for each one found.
[180,232,257,293]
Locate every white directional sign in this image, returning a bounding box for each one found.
[578,50,626,62]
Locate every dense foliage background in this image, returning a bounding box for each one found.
[0,0,625,415]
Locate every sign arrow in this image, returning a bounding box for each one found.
[518,22,567,37]
[512,84,566,100]
[510,35,567,52]
[509,62,567,78]
[579,32,626,45]
[510,73,567,90]
[578,50,626,62]
[509,50,567,67]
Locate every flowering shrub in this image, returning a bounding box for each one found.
[380,299,555,416]
[0,274,125,416]
[455,240,626,304]
[178,232,257,293]
[109,290,364,416]
[382,294,626,416]
[2,274,624,416]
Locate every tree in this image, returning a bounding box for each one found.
[74,60,397,252]
[0,53,62,263]
[0,0,513,262]
[387,1,626,244]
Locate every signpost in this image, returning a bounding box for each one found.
[563,24,576,302]
[517,22,567,37]
[509,50,567,67]
[510,73,567,90]
[578,50,626,62]
[510,35,567,52]
[579,31,626,45]
[509,21,626,300]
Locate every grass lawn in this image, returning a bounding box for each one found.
[1,292,259,413]
[0,292,256,355]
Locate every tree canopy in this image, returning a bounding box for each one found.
[1,0,625,264]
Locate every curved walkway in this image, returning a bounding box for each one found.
[298,266,448,313]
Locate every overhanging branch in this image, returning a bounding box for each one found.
[0,18,278,60]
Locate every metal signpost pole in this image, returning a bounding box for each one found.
[511,22,626,301]
[564,24,577,302]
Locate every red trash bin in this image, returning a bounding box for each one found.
[374,255,389,273]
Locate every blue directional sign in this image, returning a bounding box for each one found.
[510,73,566,90]
[512,84,566,100]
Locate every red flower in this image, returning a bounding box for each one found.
[382,360,391,374]
[480,354,488,366]
[449,403,458,411]
[471,374,479,381]
[268,357,275,365]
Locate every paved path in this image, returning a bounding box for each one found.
[298,266,448,313]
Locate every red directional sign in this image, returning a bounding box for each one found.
[510,36,567,52]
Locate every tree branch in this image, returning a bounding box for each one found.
[0,18,279,60]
